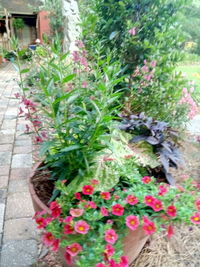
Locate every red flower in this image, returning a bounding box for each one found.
[74,192,81,200]
[35,136,43,143]
[35,217,47,229]
[119,255,129,267]
[66,243,82,256]
[100,192,111,200]
[63,216,73,223]
[95,264,106,267]
[64,252,72,265]
[191,212,200,224]
[144,195,155,207]
[42,232,55,246]
[158,185,168,196]
[50,201,61,218]
[101,207,109,216]
[64,224,74,234]
[105,229,118,244]
[166,205,177,217]
[167,225,174,238]
[128,27,136,36]
[195,199,200,211]
[74,220,90,234]
[111,204,124,216]
[142,176,152,184]
[51,239,60,252]
[151,199,163,212]
[126,215,139,231]
[143,221,156,235]
[82,185,94,195]
[70,208,84,217]
[105,244,115,257]
[126,195,138,205]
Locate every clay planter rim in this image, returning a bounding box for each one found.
[28,161,51,214]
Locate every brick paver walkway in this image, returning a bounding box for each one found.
[0,63,38,266]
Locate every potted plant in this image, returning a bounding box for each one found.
[14,40,200,266]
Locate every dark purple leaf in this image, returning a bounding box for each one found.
[146,136,160,145]
[129,135,147,143]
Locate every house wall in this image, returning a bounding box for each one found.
[37,11,51,42]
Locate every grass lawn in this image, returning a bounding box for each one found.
[176,64,200,93]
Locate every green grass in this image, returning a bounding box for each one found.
[176,64,200,93]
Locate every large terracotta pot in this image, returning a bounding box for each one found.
[0,56,3,65]
[29,162,148,266]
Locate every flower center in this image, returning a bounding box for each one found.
[79,226,85,231]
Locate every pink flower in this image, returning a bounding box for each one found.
[142,176,152,184]
[119,256,129,267]
[85,201,97,209]
[126,195,138,205]
[111,204,124,216]
[74,192,81,200]
[191,212,200,224]
[197,136,200,143]
[82,81,88,88]
[104,229,118,244]
[35,136,43,143]
[91,179,99,185]
[63,216,73,223]
[101,192,111,200]
[75,40,85,48]
[95,264,106,267]
[107,220,113,224]
[143,220,156,235]
[82,185,94,195]
[167,225,174,238]
[50,201,61,218]
[151,60,157,68]
[42,232,55,246]
[51,239,60,252]
[64,224,74,234]
[72,51,80,62]
[19,107,24,115]
[166,205,177,217]
[158,185,168,196]
[105,244,115,257]
[141,65,149,73]
[101,207,108,216]
[70,208,84,217]
[66,243,82,257]
[126,215,139,231]
[35,217,48,229]
[74,220,90,234]
[144,195,156,207]
[14,92,20,99]
[195,199,200,210]
[151,199,163,212]
[128,27,136,36]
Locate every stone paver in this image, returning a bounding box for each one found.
[0,63,38,266]
[1,240,38,267]
[6,192,34,219]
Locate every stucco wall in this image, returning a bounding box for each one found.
[62,0,81,52]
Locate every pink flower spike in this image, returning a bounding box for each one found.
[101,207,108,216]
[142,176,152,184]
[82,185,94,195]
[70,208,84,217]
[101,192,111,200]
[126,215,139,231]
[104,229,118,244]
[74,220,90,234]
[66,243,82,257]
[111,204,124,216]
[151,60,157,68]
[126,195,138,205]
[95,264,106,267]
[128,27,136,35]
[191,212,200,224]
[166,205,177,217]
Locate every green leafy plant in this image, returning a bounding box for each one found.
[13,18,25,29]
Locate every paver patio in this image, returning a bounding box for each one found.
[0,63,39,266]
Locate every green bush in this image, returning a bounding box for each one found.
[81,0,194,127]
